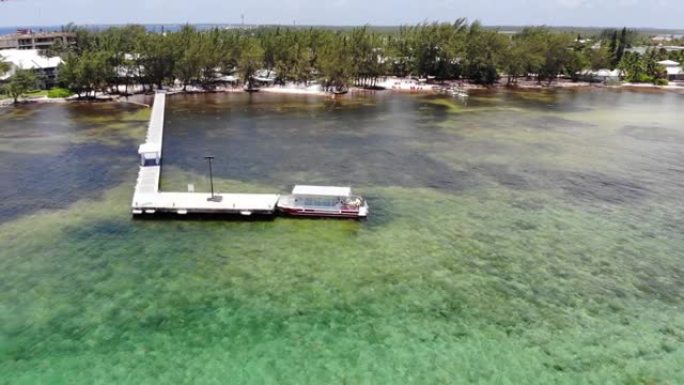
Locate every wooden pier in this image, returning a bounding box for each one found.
[131,92,280,217]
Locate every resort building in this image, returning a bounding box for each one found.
[578,68,624,83]
[626,46,684,55]
[657,60,684,81]
[0,49,63,88]
[652,34,684,43]
[0,30,76,51]
[252,69,277,85]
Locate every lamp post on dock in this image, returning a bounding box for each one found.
[204,156,222,202]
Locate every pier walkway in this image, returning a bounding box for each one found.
[131,92,280,216]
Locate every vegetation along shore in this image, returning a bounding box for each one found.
[1,20,684,104]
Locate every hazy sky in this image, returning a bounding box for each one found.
[0,0,682,29]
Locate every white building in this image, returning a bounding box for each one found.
[0,31,75,50]
[578,68,624,83]
[0,49,63,88]
[657,60,684,81]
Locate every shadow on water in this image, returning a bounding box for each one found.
[162,93,478,192]
[0,103,145,223]
[360,190,394,228]
[620,125,684,144]
[68,220,132,243]
[472,163,651,205]
[519,115,596,132]
[131,212,278,222]
[0,143,134,223]
[162,92,670,208]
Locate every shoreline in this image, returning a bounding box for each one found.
[2,79,682,108]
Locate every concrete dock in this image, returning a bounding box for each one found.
[131,92,280,217]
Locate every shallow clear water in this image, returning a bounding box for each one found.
[1,90,683,384]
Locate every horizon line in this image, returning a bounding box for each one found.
[1,21,683,32]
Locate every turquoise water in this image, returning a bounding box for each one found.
[1,90,683,384]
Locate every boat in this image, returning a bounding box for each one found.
[277,185,369,218]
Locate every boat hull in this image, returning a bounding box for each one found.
[278,206,366,219]
[276,190,369,219]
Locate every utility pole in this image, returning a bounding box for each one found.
[204,156,222,202]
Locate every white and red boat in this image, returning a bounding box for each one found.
[277,185,369,218]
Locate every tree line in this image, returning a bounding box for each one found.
[2,22,684,100]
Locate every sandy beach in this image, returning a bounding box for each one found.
[3,77,682,108]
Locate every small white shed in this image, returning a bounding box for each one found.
[138,143,162,166]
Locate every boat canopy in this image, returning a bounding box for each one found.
[292,185,352,197]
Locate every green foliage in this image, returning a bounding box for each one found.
[348,26,387,86]
[398,20,468,80]
[239,36,265,88]
[58,50,114,97]
[464,22,507,85]
[564,47,589,81]
[47,87,73,98]
[3,69,39,103]
[502,27,544,84]
[466,59,498,85]
[172,25,205,89]
[619,49,669,84]
[25,89,49,97]
[584,44,612,70]
[139,33,177,90]
[318,32,353,91]
[39,22,678,92]
[537,33,573,83]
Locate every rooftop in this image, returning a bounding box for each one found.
[580,69,623,77]
[0,49,63,70]
[657,59,680,66]
[0,31,75,41]
[292,185,352,197]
